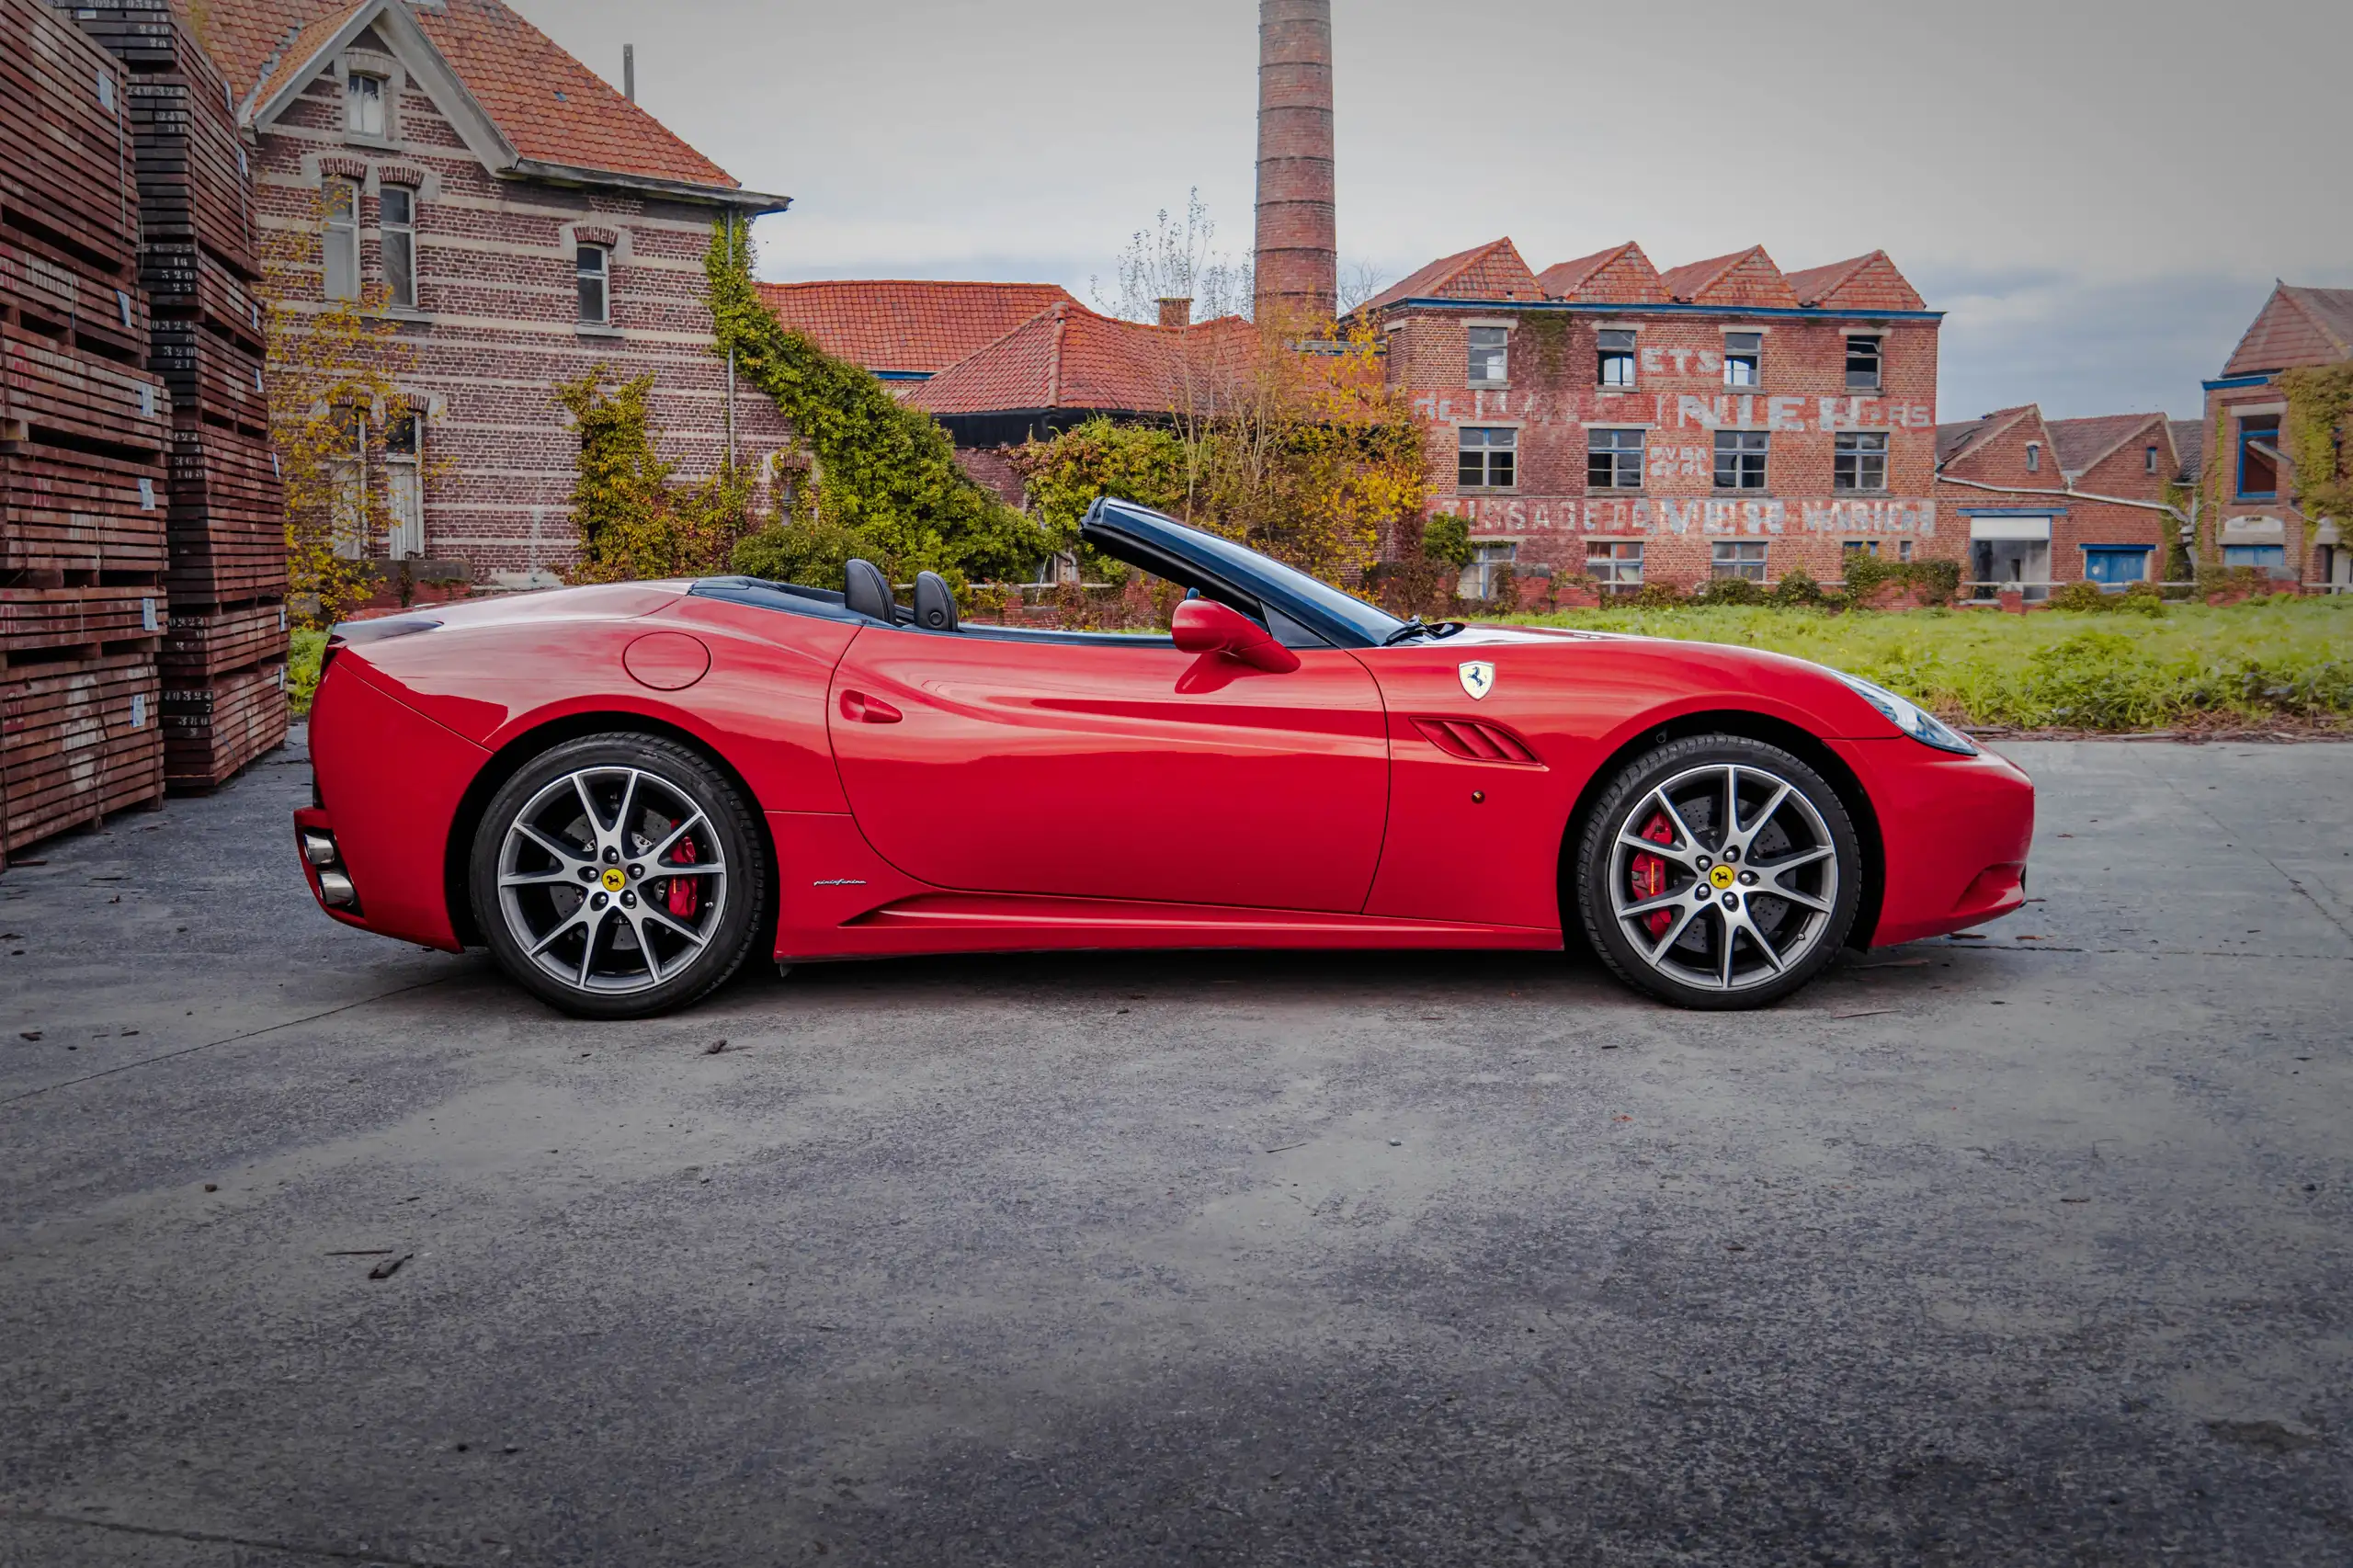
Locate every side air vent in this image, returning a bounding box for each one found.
[1410,717,1541,766]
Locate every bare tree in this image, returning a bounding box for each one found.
[1336,259,1391,316]
[1091,188,1255,322]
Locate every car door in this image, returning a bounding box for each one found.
[826,624,1390,912]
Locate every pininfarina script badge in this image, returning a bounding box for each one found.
[1458,661,1496,700]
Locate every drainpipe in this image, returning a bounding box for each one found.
[723,208,737,475]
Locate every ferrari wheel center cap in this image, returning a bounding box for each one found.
[1708,864,1737,891]
[600,867,628,892]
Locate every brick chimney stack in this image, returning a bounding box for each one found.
[1254,0,1336,322]
[1157,297,1193,330]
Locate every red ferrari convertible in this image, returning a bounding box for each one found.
[297,499,2032,1017]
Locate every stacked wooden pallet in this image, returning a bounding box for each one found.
[0,0,167,862]
[72,0,287,791]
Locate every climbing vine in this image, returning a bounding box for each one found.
[552,367,756,584]
[2281,361,2353,524]
[704,222,1040,588]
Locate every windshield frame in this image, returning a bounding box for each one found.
[1080,498,1412,650]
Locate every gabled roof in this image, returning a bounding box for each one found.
[1783,251,1925,312]
[2222,282,2353,378]
[188,0,772,199]
[1936,405,2040,472]
[2170,418,2208,483]
[904,301,1256,418]
[1537,243,1666,304]
[2047,412,2165,478]
[756,280,1078,379]
[1358,238,1541,314]
[1657,245,1797,308]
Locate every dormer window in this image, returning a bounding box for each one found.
[346,72,386,138]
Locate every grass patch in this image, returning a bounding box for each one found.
[1506,597,2353,732]
[290,628,327,717]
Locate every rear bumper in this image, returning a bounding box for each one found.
[1832,739,2036,947]
[298,659,488,951]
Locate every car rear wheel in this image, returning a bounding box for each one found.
[1575,735,1861,1010]
[470,734,766,1019]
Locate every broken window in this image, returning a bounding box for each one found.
[1457,426,1516,489]
[1845,334,1881,391]
[1714,429,1768,490]
[1586,540,1643,588]
[1597,329,1636,389]
[381,185,416,310]
[1586,427,1644,490]
[323,178,359,301]
[1711,541,1767,581]
[1843,540,1880,558]
[2025,442,2041,474]
[577,244,609,325]
[1723,332,1761,388]
[1462,541,1517,601]
[1467,326,1508,386]
[385,410,423,559]
[1898,540,1914,562]
[2144,444,2159,474]
[1834,431,1887,492]
[346,72,385,138]
[2237,415,2280,498]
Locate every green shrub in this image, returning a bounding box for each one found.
[1695,574,1765,607]
[1419,515,1474,571]
[1770,568,1824,608]
[2049,580,2111,614]
[1631,580,1688,609]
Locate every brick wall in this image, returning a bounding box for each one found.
[1389,305,1945,588]
[254,62,789,581]
[1935,410,2179,590]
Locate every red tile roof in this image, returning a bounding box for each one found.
[1783,251,1925,312]
[905,302,1256,418]
[1358,238,1540,314]
[2047,413,2164,477]
[1537,243,1666,304]
[756,280,1077,379]
[2170,418,2207,483]
[1936,405,2039,471]
[2222,283,2353,377]
[1658,245,1797,308]
[191,0,745,190]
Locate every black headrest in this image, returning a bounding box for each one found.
[843,559,896,623]
[913,571,958,632]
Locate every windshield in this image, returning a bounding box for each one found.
[1090,501,1411,647]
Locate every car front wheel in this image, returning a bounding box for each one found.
[1575,735,1861,1009]
[470,734,766,1018]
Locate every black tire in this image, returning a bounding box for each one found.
[1574,734,1860,1010]
[470,733,767,1019]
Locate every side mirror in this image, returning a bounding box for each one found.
[1170,598,1300,673]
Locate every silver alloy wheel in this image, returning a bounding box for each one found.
[1607,761,1841,994]
[494,765,729,996]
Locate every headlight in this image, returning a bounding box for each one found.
[1833,672,1978,756]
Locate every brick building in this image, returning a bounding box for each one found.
[1359,238,1946,594]
[2198,283,2353,590]
[191,0,790,582]
[1931,407,2188,597]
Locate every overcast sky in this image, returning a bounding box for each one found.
[537,0,2349,423]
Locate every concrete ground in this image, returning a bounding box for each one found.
[1,731,2347,1568]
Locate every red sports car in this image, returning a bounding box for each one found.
[296,498,2032,1017]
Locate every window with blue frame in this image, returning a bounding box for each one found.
[2237,415,2280,498]
[2222,544,2285,571]
[2082,546,2150,585]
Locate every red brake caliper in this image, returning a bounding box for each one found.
[1631,811,1676,937]
[665,832,700,920]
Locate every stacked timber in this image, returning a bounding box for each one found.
[71,0,287,791]
[0,0,167,862]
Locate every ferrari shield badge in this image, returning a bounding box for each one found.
[1458,661,1496,700]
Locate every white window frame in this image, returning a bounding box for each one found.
[1723,331,1762,388]
[383,408,424,559]
[345,71,387,139]
[1586,540,1643,588]
[1457,426,1517,491]
[1466,325,1508,387]
[1597,328,1637,389]
[576,244,610,325]
[1834,431,1888,492]
[323,177,360,301]
[1461,540,1518,601]
[1711,540,1768,581]
[381,184,416,310]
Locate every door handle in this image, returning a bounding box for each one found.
[839,690,903,724]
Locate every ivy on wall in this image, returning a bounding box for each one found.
[704,222,1040,588]
[2281,361,2353,524]
[552,366,753,584]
